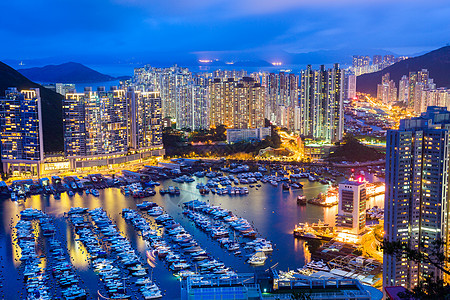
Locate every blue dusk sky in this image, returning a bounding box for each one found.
[0,0,449,66]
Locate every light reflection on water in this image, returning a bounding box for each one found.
[0,176,384,299]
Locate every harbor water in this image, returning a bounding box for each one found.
[0,177,384,299]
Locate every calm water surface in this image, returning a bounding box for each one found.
[0,177,384,299]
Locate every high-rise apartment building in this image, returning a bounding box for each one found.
[64,87,128,157]
[177,74,210,130]
[383,55,395,65]
[300,64,344,143]
[398,75,409,103]
[377,73,397,104]
[373,55,382,66]
[209,77,264,129]
[0,88,43,175]
[384,106,450,290]
[127,88,163,150]
[63,92,86,157]
[265,72,299,130]
[133,65,210,130]
[352,55,370,67]
[404,69,445,114]
[408,72,418,109]
[343,73,357,100]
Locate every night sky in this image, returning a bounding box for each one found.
[1,0,449,64]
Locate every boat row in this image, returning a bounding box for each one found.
[182,200,274,265]
[172,175,195,183]
[67,207,162,299]
[212,186,249,195]
[366,206,384,220]
[121,183,156,198]
[46,237,88,300]
[136,201,164,216]
[16,215,52,300]
[89,208,163,299]
[183,210,242,256]
[183,200,258,239]
[122,207,237,279]
[17,209,71,299]
[159,186,180,195]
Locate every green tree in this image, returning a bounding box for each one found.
[212,125,227,141]
[382,238,450,299]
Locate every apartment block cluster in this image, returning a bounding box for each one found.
[0,63,346,176]
[133,63,346,143]
[63,86,164,170]
[377,69,449,114]
[351,54,408,76]
[0,85,164,176]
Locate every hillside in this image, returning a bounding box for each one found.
[327,136,385,163]
[0,61,63,152]
[356,46,450,96]
[18,62,114,83]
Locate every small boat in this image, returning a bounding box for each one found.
[297,195,307,205]
[248,251,267,266]
[308,175,317,182]
[291,182,303,189]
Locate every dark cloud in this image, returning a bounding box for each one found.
[0,0,448,62]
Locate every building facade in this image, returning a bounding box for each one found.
[377,73,397,104]
[209,77,265,129]
[133,65,211,130]
[226,127,271,144]
[265,72,299,130]
[0,88,44,175]
[300,64,344,143]
[336,179,367,235]
[384,106,450,289]
[63,86,164,170]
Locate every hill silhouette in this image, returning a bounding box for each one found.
[357,46,450,96]
[0,61,63,152]
[18,62,114,83]
[327,136,385,162]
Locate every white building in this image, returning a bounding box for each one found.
[226,127,271,144]
[335,179,367,236]
[344,74,356,100]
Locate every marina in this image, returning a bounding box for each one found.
[0,163,384,299]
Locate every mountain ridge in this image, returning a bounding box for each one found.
[18,62,115,83]
[356,46,450,96]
